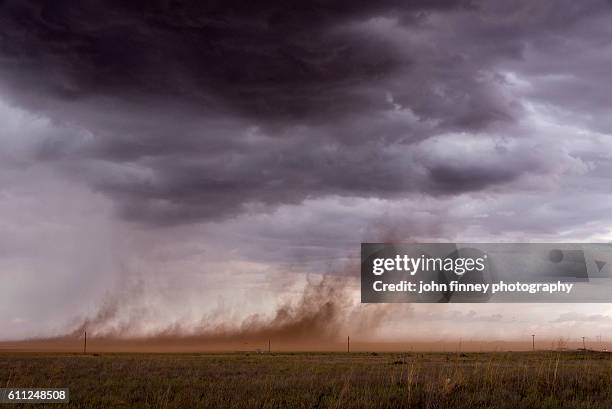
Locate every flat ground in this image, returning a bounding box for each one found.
[1,351,610,408]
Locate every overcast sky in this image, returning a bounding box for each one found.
[1,0,612,343]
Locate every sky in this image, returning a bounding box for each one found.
[1,0,612,347]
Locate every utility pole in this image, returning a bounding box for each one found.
[531,334,535,351]
[347,336,350,353]
[582,336,586,351]
[83,331,87,354]
[597,335,602,351]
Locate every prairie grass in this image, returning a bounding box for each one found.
[1,351,610,408]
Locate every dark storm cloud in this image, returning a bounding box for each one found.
[0,0,609,224]
[427,164,522,193]
[0,0,471,120]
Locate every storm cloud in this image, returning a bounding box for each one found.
[3,0,606,224]
[1,0,612,341]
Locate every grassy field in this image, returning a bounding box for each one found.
[1,351,610,408]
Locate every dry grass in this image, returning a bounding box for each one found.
[1,351,610,408]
